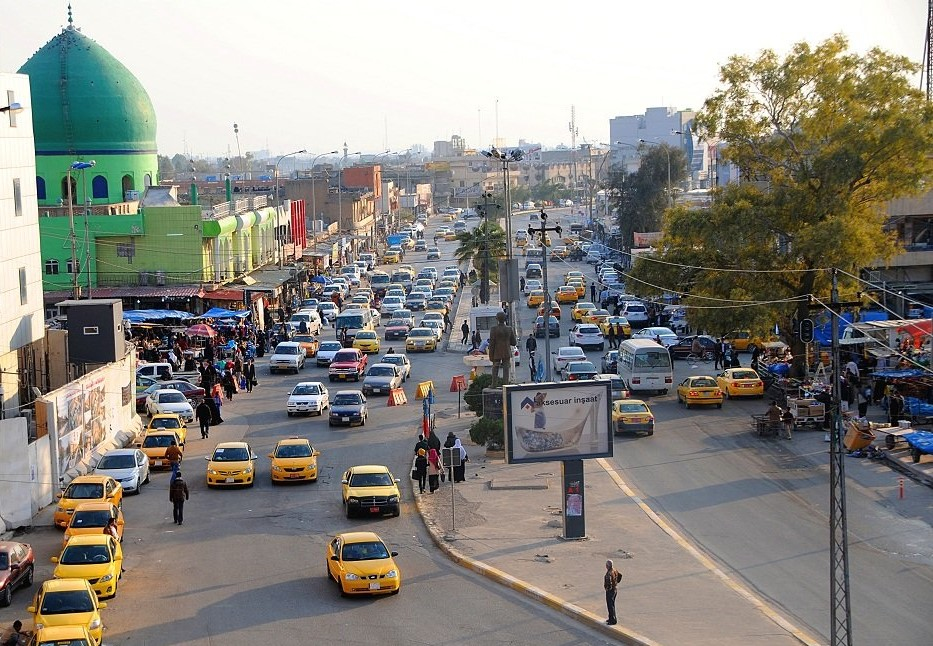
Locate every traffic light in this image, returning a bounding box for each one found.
[799,318,814,343]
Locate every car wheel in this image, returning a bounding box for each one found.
[0,584,11,607]
[346,507,354,519]
[393,506,400,518]
[328,421,334,427]
[647,430,654,436]
[717,403,722,409]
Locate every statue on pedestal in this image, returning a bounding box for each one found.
[487,312,516,386]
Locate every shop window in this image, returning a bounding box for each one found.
[92,175,109,199]
[67,259,80,274]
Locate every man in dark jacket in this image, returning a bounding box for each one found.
[169,471,190,525]
[244,359,256,393]
[195,400,212,439]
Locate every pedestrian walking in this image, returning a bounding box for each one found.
[195,400,211,439]
[222,370,236,401]
[165,440,183,482]
[604,559,622,625]
[781,408,795,440]
[525,332,537,362]
[607,324,617,350]
[590,282,597,302]
[452,439,468,482]
[471,330,481,351]
[427,448,442,493]
[460,320,470,345]
[443,311,452,333]
[169,470,189,525]
[414,449,428,494]
[244,359,256,393]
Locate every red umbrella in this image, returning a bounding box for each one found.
[186,323,217,338]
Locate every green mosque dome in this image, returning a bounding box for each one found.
[17,21,157,155]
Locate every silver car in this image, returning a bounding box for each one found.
[94,448,150,494]
[362,363,403,396]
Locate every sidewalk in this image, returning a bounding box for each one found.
[415,415,819,646]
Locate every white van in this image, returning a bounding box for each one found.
[288,310,322,335]
[137,362,173,380]
[524,247,544,266]
[617,339,673,395]
[335,309,376,342]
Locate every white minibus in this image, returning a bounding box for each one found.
[617,339,673,395]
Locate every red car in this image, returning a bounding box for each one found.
[328,349,367,382]
[0,540,34,607]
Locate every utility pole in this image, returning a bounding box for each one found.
[528,209,562,381]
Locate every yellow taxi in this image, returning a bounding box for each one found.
[443,213,455,222]
[405,327,437,352]
[53,476,123,529]
[438,279,459,294]
[326,531,401,596]
[537,301,562,320]
[145,413,187,446]
[62,502,124,547]
[52,535,123,599]
[137,430,183,470]
[716,368,765,398]
[268,437,320,483]
[293,334,320,357]
[676,376,724,409]
[526,290,546,308]
[571,301,598,322]
[400,237,415,250]
[444,231,458,241]
[424,299,449,315]
[612,399,655,436]
[515,235,527,248]
[398,264,415,275]
[555,286,579,304]
[542,232,552,247]
[29,626,95,646]
[567,279,586,298]
[382,250,400,264]
[352,330,381,354]
[550,245,569,259]
[600,316,632,338]
[583,308,612,326]
[28,578,106,644]
[205,441,258,488]
[723,330,767,353]
[341,464,401,518]
[565,270,585,283]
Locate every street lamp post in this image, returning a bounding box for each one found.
[528,210,562,382]
[275,149,307,269]
[66,161,95,299]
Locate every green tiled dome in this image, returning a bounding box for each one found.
[18,25,157,155]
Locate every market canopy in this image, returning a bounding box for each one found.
[123,309,195,323]
[197,307,251,319]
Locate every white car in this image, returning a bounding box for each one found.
[380,353,411,382]
[316,341,344,367]
[632,327,679,347]
[552,346,587,374]
[94,448,150,495]
[318,302,339,322]
[524,279,542,295]
[286,381,329,416]
[146,389,195,422]
[569,324,606,350]
[420,312,444,325]
[420,319,444,341]
[381,296,405,316]
[288,310,321,335]
[269,341,305,374]
[621,302,649,326]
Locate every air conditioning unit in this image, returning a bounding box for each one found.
[138,271,149,286]
[125,190,140,201]
[156,270,166,286]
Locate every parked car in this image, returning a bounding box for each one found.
[0,540,34,607]
[27,578,105,644]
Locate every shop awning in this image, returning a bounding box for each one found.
[202,288,244,301]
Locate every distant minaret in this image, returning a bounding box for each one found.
[343,142,348,162]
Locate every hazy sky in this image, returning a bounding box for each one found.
[1,1,926,159]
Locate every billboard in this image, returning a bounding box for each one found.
[503,381,613,464]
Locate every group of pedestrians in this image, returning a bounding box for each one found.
[412,431,469,493]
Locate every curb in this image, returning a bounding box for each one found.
[413,479,658,645]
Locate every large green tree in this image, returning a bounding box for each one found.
[454,221,507,301]
[629,35,933,374]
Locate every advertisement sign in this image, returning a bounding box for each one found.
[503,381,613,464]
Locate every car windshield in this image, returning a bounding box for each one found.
[337,315,364,328]
[293,335,316,344]
[40,590,96,614]
[292,384,321,396]
[320,342,343,352]
[368,366,395,377]
[357,332,376,340]
[579,326,600,333]
[349,472,393,487]
[212,447,250,462]
[276,345,299,355]
[562,349,586,358]
[691,378,717,388]
[142,435,175,448]
[382,356,403,365]
[59,544,111,566]
[97,455,135,469]
[149,418,181,429]
[730,370,759,380]
[333,394,362,405]
[274,444,312,458]
[570,362,597,372]
[64,483,103,499]
[410,329,431,337]
[158,392,186,403]
[340,540,391,562]
[333,351,360,363]
[371,275,390,285]
[71,510,111,527]
[387,319,407,327]
[619,402,649,413]
[633,351,672,369]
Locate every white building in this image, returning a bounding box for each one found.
[0,73,44,420]
[608,106,696,175]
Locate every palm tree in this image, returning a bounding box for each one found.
[454,222,507,302]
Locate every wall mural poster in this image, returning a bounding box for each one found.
[85,377,107,452]
[57,386,86,475]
